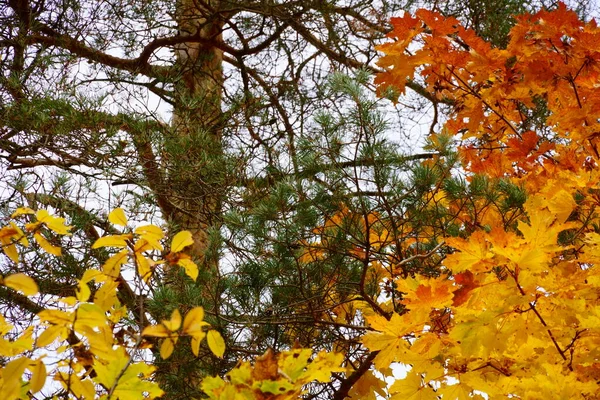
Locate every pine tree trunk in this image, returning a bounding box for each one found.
[154,0,226,395]
[170,0,223,266]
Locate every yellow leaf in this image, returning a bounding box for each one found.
[207,330,225,358]
[182,307,207,335]
[108,208,128,226]
[1,242,19,264]
[397,277,454,312]
[142,325,171,338]
[164,309,182,332]
[94,354,164,399]
[135,225,164,250]
[11,207,35,217]
[135,253,152,282]
[389,371,437,400]
[134,238,159,253]
[76,270,101,302]
[73,303,107,331]
[362,312,416,371]
[102,249,128,278]
[38,309,73,326]
[445,231,493,273]
[1,357,30,399]
[190,332,206,357]
[10,222,28,246]
[301,350,345,383]
[3,273,38,295]
[177,256,199,281]
[143,309,182,340]
[34,233,61,256]
[36,210,72,235]
[55,371,95,399]
[37,325,68,347]
[201,376,227,397]
[547,189,576,224]
[0,315,13,335]
[171,231,193,253]
[92,234,131,249]
[0,223,27,263]
[76,282,91,302]
[160,338,176,359]
[29,360,47,393]
[437,382,473,400]
[94,279,120,311]
[348,370,387,400]
[0,327,34,357]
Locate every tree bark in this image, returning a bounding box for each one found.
[169,0,224,265]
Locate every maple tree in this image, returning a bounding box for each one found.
[364,2,600,398]
[3,2,600,400]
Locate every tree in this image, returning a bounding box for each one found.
[1,0,421,396]
[2,1,600,399]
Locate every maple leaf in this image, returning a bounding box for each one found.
[389,371,437,400]
[444,231,494,273]
[452,270,479,307]
[362,312,420,371]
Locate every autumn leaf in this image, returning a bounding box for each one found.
[28,359,47,393]
[35,210,72,235]
[134,225,164,250]
[389,371,437,400]
[444,231,494,273]
[171,231,193,252]
[206,330,225,358]
[108,207,128,226]
[92,234,132,249]
[102,249,129,277]
[0,357,31,399]
[362,312,416,371]
[94,352,164,399]
[177,255,199,281]
[2,273,38,296]
[33,232,62,256]
[452,270,479,306]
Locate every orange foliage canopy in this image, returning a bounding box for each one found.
[367,3,600,399]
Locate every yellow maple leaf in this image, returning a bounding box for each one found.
[389,371,437,400]
[444,231,494,273]
[362,312,415,371]
[397,277,455,312]
[437,382,476,400]
[348,370,387,400]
